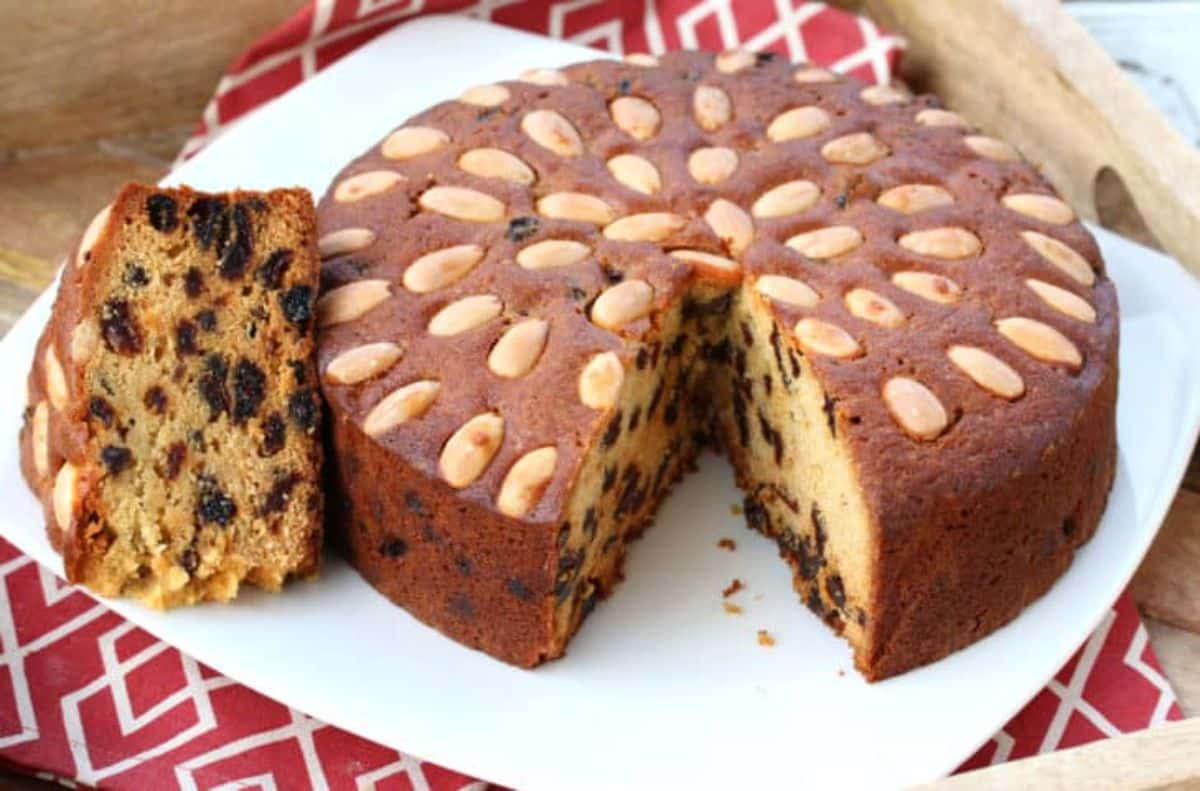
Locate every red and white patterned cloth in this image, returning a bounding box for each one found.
[2,2,1182,788]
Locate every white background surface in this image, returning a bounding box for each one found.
[1,17,1198,790]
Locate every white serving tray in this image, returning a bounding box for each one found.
[1,16,1198,791]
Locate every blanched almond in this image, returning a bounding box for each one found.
[44,345,68,411]
[752,180,820,218]
[947,346,1024,399]
[363,380,441,437]
[418,186,505,223]
[317,280,391,327]
[522,110,584,157]
[965,135,1020,162]
[607,154,661,195]
[877,184,954,214]
[754,275,819,308]
[428,294,503,336]
[76,204,112,268]
[70,319,99,363]
[31,400,49,477]
[488,319,549,378]
[579,351,624,409]
[669,249,740,275]
[591,280,654,330]
[716,49,756,73]
[403,244,485,293]
[821,132,889,165]
[916,108,969,128]
[382,126,449,160]
[787,226,864,259]
[898,227,981,259]
[794,318,861,359]
[845,288,905,328]
[334,171,402,203]
[603,213,686,243]
[517,239,591,270]
[693,85,732,131]
[860,84,910,105]
[704,199,754,256]
[53,462,79,531]
[325,342,403,385]
[458,148,536,185]
[1003,193,1075,225]
[892,271,962,304]
[609,96,661,141]
[766,106,831,142]
[520,68,569,86]
[1026,278,1096,323]
[883,377,948,440]
[537,192,616,225]
[498,446,558,517]
[318,228,376,259]
[793,66,837,83]
[439,413,504,488]
[996,317,1082,369]
[1020,231,1095,286]
[688,147,738,184]
[624,53,659,67]
[459,83,510,107]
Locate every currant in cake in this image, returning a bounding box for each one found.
[315,51,1117,679]
[19,184,324,607]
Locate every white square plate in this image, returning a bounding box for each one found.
[1,17,1198,790]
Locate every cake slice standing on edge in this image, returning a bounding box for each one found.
[19,184,324,607]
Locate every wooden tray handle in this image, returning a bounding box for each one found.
[845,0,1200,278]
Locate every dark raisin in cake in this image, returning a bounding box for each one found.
[19,184,324,607]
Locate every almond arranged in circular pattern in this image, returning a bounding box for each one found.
[363,380,441,437]
[965,135,1020,162]
[458,148,536,185]
[1026,279,1096,323]
[715,49,756,74]
[915,108,969,128]
[752,180,820,218]
[787,226,864,259]
[609,96,661,141]
[498,446,559,517]
[860,84,910,105]
[325,342,403,385]
[898,227,981,259]
[669,249,740,275]
[704,199,754,256]
[591,279,654,330]
[793,66,837,83]
[603,213,686,242]
[403,244,486,293]
[883,377,948,440]
[488,318,549,378]
[624,53,659,67]
[44,345,68,411]
[317,280,392,327]
[607,153,661,195]
[382,126,449,160]
[996,317,1082,369]
[318,228,376,259]
[1020,231,1095,286]
[53,462,79,531]
[754,275,820,308]
[522,109,584,157]
[439,413,504,488]
[428,294,503,336]
[892,271,962,304]
[688,147,739,184]
[693,85,733,131]
[460,84,510,107]
[517,239,591,270]
[579,351,625,409]
[520,68,569,86]
[334,170,402,203]
[537,192,616,225]
[76,204,111,268]
[794,318,861,359]
[821,132,889,165]
[766,106,831,142]
[1003,193,1075,225]
[948,346,1025,400]
[418,186,505,223]
[877,184,954,214]
[845,288,905,328]
[71,319,99,364]
[31,400,49,477]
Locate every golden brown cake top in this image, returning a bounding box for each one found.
[314,50,1118,525]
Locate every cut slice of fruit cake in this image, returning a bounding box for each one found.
[19,183,324,607]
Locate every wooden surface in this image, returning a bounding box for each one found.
[0,0,1196,788]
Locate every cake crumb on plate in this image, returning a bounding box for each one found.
[722,578,744,598]
[723,601,743,615]
[757,629,775,647]
[717,537,737,551]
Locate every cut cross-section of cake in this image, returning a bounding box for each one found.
[19,184,324,607]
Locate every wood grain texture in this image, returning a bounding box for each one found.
[1133,489,1200,633]
[1147,618,1200,718]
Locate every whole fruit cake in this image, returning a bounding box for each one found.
[19,184,324,608]
[315,50,1118,680]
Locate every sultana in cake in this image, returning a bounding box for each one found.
[19,184,324,607]
[314,51,1118,680]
